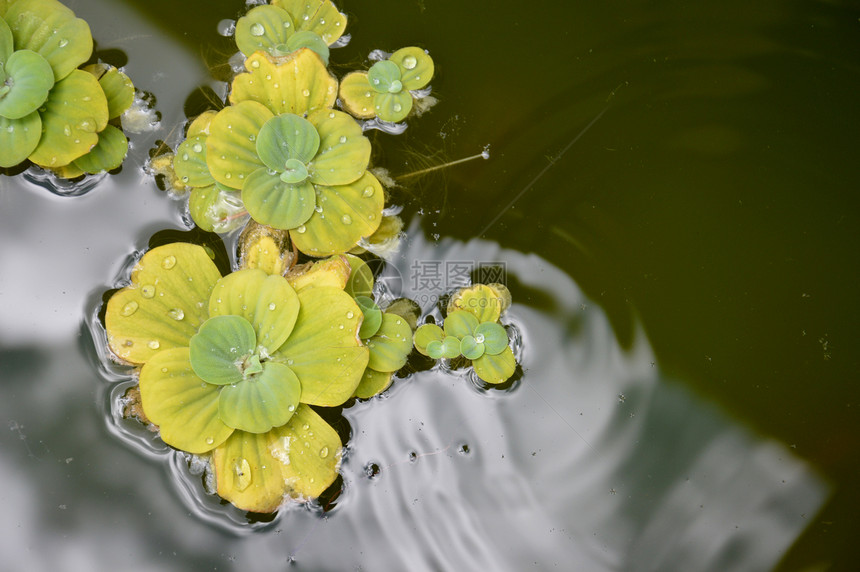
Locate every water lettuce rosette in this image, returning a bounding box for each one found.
[105,242,369,512]
[176,47,384,256]
[0,0,132,172]
[233,0,347,65]
[339,47,434,123]
[414,284,517,384]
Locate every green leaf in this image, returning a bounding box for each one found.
[344,254,374,298]
[206,100,272,187]
[440,335,462,359]
[307,108,370,186]
[0,111,40,168]
[230,49,337,116]
[218,362,301,433]
[212,403,341,512]
[383,298,420,331]
[459,334,485,360]
[83,63,134,119]
[390,46,434,91]
[367,60,401,94]
[472,346,517,384]
[234,4,294,58]
[71,123,128,173]
[443,310,479,339]
[28,69,108,168]
[242,168,316,230]
[366,313,413,372]
[256,113,320,172]
[273,0,347,45]
[0,17,12,61]
[138,347,234,454]
[425,339,444,359]
[283,30,329,65]
[273,286,368,406]
[5,0,92,82]
[174,135,214,187]
[353,368,393,399]
[413,323,444,356]
[0,49,54,119]
[290,171,385,257]
[338,72,375,119]
[188,184,246,233]
[355,295,382,339]
[106,243,222,364]
[208,268,300,355]
[374,91,413,123]
[475,321,509,355]
[189,315,256,386]
[448,284,508,323]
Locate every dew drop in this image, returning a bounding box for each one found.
[181,153,189,161]
[362,186,374,197]
[250,59,260,69]
[402,55,418,70]
[268,302,276,311]
[475,334,485,343]
[58,38,69,48]
[121,301,139,316]
[302,89,311,97]
[63,124,71,137]
[141,285,156,298]
[147,340,160,350]
[339,135,347,144]
[162,255,177,269]
[205,437,214,445]
[393,103,402,113]
[319,447,329,458]
[234,458,252,491]
[250,23,265,36]
[329,112,335,119]
[346,311,354,319]
[295,225,306,233]
[192,143,203,153]
[181,176,189,183]
[341,214,352,224]
[168,308,185,321]
[161,367,168,373]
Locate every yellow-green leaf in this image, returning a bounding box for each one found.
[106,243,222,364]
[353,368,393,399]
[448,284,509,324]
[212,404,341,512]
[472,346,517,384]
[229,49,337,116]
[206,100,272,188]
[274,286,367,406]
[273,0,347,45]
[366,313,413,372]
[290,171,385,257]
[338,72,375,119]
[72,124,128,173]
[28,69,108,167]
[139,347,234,454]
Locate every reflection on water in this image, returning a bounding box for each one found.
[2,229,816,570]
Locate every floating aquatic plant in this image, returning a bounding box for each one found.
[414,284,517,384]
[175,47,384,256]
[339,47,434,123]
[105,242,368,512]
[233,0,347,65]
[0,0,134,173]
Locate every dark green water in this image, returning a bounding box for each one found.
[1,0,858,569]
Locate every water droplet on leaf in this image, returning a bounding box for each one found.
[402,55,418,70]
[250,23,265,36]
[141,285,156,298]
[121,301,139,316]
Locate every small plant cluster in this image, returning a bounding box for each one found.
[102,0,521,514]
[0,0,135,175]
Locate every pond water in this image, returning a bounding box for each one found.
[1,0,858,570]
